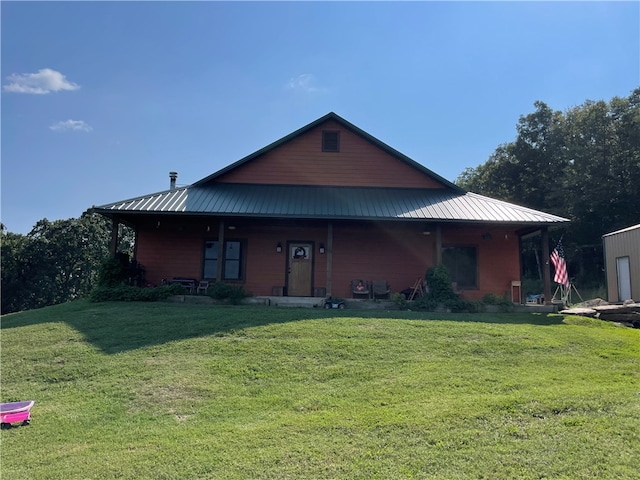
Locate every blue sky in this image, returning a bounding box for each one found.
[2,1,638,235]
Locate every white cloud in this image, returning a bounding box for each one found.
[3,68,80,94]
[49,120,93,132]
[286,73,325,94]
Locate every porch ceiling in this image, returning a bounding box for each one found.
[94,184,569,226]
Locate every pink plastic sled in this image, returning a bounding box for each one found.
[1,400,34,428]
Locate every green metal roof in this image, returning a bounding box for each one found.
[94,113,569,227]
[95,183,569,225]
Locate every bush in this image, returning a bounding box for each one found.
[412,295,438,311]
[482,293,512,306]
[90,284,185,302]
[391,292,407,308]
[207,283,250,304]
[411,265,477,312]
[424,265,458,302]
[96,258,127,287]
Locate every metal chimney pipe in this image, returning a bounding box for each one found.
[169,171,178,190]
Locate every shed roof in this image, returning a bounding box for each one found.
[95,183,569,225]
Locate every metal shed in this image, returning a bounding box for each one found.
[603,224,640,302]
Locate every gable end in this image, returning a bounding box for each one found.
[193,112,464,193]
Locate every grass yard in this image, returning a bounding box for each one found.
[1,300,639,479]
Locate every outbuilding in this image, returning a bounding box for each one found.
[603,224,640,302]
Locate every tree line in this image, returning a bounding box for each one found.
[456,88,640,288]
[1,211,134,314]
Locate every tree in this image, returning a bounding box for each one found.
[456,88,640,288]
[511,101,568,214]
[1,210,134,314]
[1,231,30,314]
[457,143,520,202]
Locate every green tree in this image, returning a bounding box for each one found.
[511,101,568,213]
[1,230,30,314]
[1,210,134,313]
[457,143,520,202]
[456,88,640,288]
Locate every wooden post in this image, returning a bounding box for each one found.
[326,222,333,297]
[435,224,442,265]
[109,218,119,257]
[217,221,225,282]
[541,227,552,304]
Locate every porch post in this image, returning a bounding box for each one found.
[217,220,225,282]
[109,218,119,257]
[326,222,333,297]
[541,227,552,304]
[435,225,442,265]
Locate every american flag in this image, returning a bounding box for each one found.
[550,240,569,287]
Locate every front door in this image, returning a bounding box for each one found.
[287,242,313,296]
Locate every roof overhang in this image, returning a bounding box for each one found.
[93,183,570,227]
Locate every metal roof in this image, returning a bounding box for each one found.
[95,184,569,225]
[602,223,640,237]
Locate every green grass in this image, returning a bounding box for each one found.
[2,300,639,479]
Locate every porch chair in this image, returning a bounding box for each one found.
[351,279,370,299]
[196,280,209,295]
[372,280,391,299]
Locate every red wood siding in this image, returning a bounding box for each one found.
[216,120,444,189]
[441,225,521,302]
[330,223,434,298]
[136,228,204,284]
[134,219,521,302]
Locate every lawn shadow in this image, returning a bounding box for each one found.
[2,300,567,354]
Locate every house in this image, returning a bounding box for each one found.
[603,224,640,302]
[93,112,569,301]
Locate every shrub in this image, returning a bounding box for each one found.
[208,283,250,304]
[412,295,438,311]
[90,284,185,302]
[411,266,478,312]
[482,293,512,306]
[444,297,478,313]
[391,292,407,309]
[96,258,127,287]
[424,265,458,302]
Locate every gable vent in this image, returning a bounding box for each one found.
[322,131,340,152]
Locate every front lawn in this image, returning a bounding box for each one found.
[1,301,639,479]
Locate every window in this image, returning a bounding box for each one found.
[322,130,340,152]
[442,245,478,289]
[203,240,244,280]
